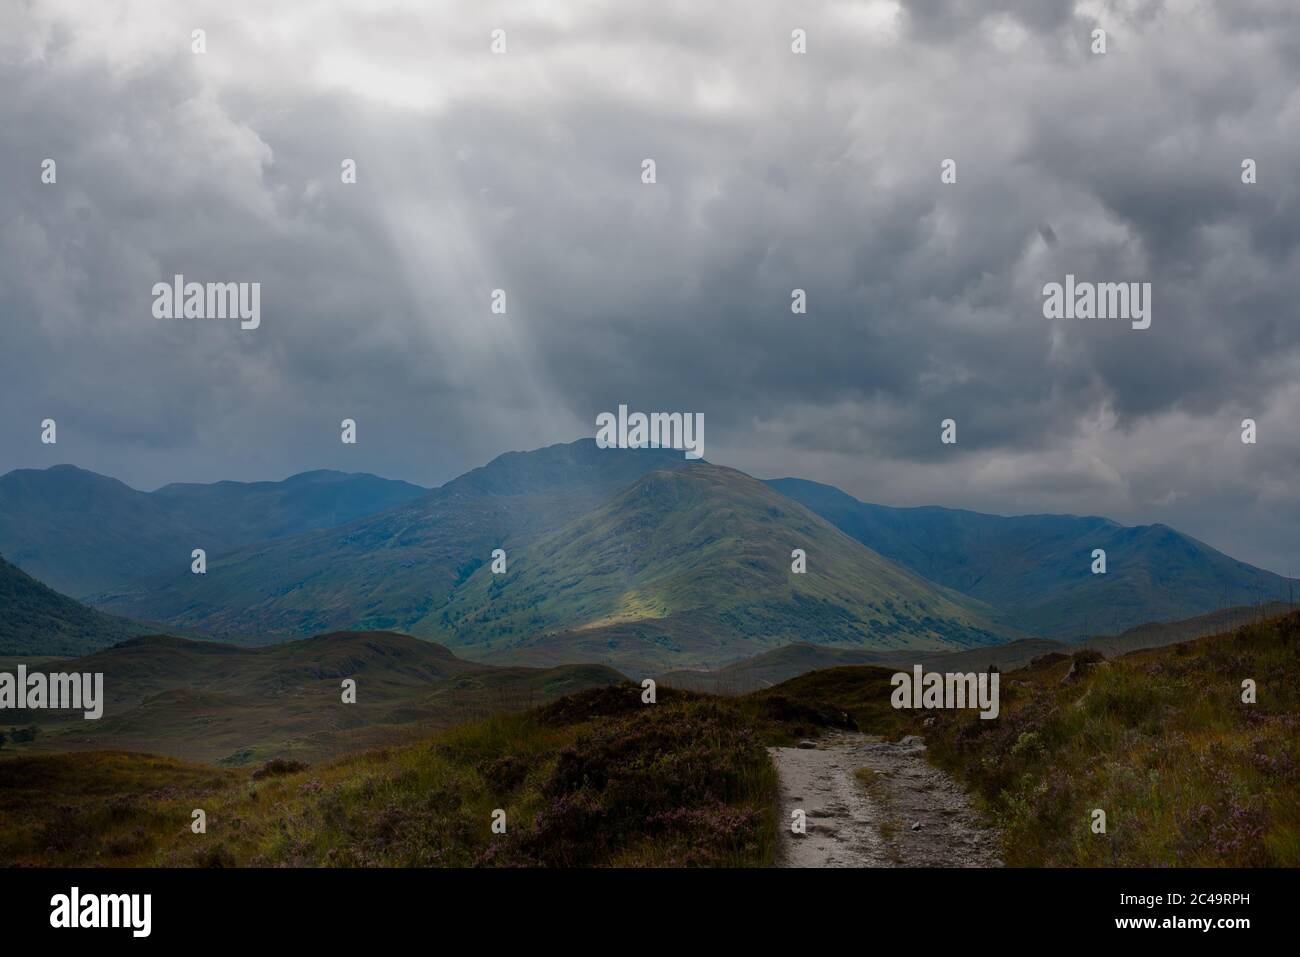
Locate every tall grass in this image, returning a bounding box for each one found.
[922,614,1300,866]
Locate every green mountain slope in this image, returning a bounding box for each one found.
[432,464,1009,671]
[0,553,146,655]
[0,465,427,597]
[767,477,1296,640]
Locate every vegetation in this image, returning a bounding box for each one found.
[0,554,145,655]
[0,631,624,764]
[918,613,1300,865]
[2,613,1294,868]
[741,663,915,743]
[432,464,1003,672]
[0,684,779,868]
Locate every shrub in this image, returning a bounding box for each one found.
[251,758,309,781]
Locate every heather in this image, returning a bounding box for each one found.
[920,613,1300,866]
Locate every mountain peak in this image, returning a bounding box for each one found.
[441,437,702,497]
[0,463,137,493]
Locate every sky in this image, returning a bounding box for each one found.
[1,0,1298,574]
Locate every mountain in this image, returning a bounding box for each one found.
[22,440,1295,667]
[0,553,146,655]
[94,444,1012,669]
[1,630,625,763]
[152,469,428,543]
[436,464,1009,672]
[767,477,1296,640]
[94,441,702,643]
[0,465,427,597]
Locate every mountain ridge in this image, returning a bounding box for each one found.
[767,476,1295,640]
[0,464,428,597]
[436,463,1010,672]
[4,439,1294,668]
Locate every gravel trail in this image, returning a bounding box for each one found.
[770,731,1002,868]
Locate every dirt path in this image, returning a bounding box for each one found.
[769,731,1001,868]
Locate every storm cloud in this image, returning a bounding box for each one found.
[1,0,1298,572]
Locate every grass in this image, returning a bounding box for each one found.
[732,611,1300,867]
[0,751,239,866]
[918,613,1300,866]
[3,612,1295,868]
[0,683,779,867]
[0,632,625,765]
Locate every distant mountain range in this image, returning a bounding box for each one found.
[85,443,1008,671]
[1,439,1294,668]
[767,477,1296,641]
[0,465,426,597]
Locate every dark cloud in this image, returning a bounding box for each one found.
[0,0,1297,573]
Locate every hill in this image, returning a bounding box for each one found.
[768,477,1296,640]
[920,611,1300,866]
[660,636,1068,694]
[1080,601,1299,657]
[0,630,625,764]
[0,553,146,655]
[423,464,1011,671]
[0,465,426,597]
[661,601,1300,693]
